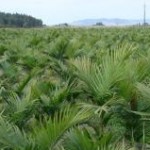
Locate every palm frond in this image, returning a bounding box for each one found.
[33,105,92,149]
[70,44,136,102]
[0,116,30,149]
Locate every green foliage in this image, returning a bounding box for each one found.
[0,12,43,27]
[1,26,150,149]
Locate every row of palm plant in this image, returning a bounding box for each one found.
[1,27,150,149]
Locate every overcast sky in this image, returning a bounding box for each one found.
[0,0,149,25]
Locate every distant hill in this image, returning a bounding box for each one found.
[72,18,150,26]
[0,12,43,27]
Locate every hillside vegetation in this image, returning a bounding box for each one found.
[0,12,43,27]
[1,27,150,149]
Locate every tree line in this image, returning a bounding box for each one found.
[0,12,43,27]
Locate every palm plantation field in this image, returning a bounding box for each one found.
[1,26,150,149]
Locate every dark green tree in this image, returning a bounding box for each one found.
[0,12,43,27]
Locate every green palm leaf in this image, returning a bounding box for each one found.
[32,105,92,150]
[0,116,29,150]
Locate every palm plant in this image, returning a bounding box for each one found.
[70,43,150,145]
[0,105,92,150]
[1,27,150,149]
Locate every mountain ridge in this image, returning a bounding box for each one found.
[71,18,150,26]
